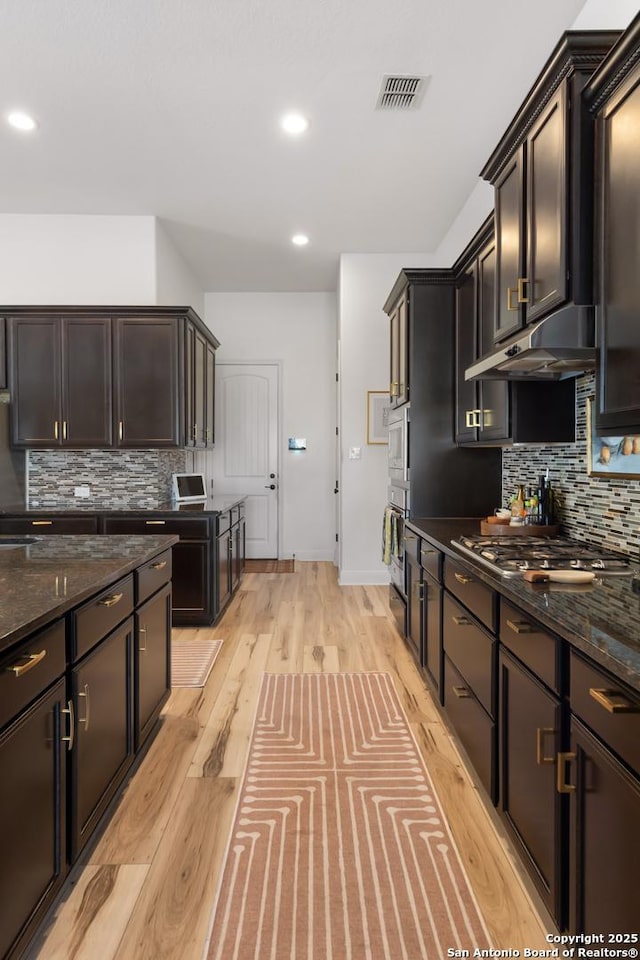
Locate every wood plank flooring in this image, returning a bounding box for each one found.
[30,563,552,959]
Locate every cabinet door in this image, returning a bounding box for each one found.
[455,269,478,442]
[405,552,422,664]
[114,318,180,447]
[232,518,245,590]
[0,317,6,390]
[423,572,442,698]
[136,584,171,749]
[0,679,67,960]
[568,717,640,935]
[205,340,216,445]
[477,240,510,441]
[9,317,61,446]
[499,650,562,925]
[389,294,409,408]
[171,540,211,624]
[525,86,568,323]
[595,63,640,434]
[62,317,112,446]
[494,148,525,342]
[217,530,231,614]
[71,618,133,860]
[193,330,206,447]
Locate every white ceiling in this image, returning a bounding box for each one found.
[0,0,602,292]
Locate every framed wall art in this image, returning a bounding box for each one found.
[587,396,640,478]
[367,391,390,445]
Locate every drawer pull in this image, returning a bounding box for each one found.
[31,520,53,526]
[536,727,555,765]
[78,683,90,732]
[6,649,47,678]
[150,560,168,570]
[506,619,533,635]
[62,700,75,751]
[588,688,640,714]
[139,624,147,653]
[452,615,471,626]
[145,520,166,526]
[557,752,576,793]
[454,572,473,585]
[452,685,471,699]
[98,592,123,607]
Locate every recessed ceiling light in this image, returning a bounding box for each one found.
[291,234,309,246]
[7,110,37,132]
[281,112,309,136]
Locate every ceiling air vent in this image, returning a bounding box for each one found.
[376,75,428,110]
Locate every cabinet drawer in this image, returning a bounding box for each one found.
[444,655,496,800]
[570,651,640,774]
[444,557,496,631]
[420,542,442,582]
[0,620,66,729]
[102,516,209,539]
[500,600,560,693]
[443,593,495,716]
[0,516,98,535]
[136,549,172,605]
[72,574,134,662]
[216,510,231,535]
[403,528,420,564]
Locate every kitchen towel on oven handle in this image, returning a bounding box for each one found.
[382,506,400,565]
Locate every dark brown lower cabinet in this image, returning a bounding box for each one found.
[423,571,442,698]
[217,528,231,613]
[232,516,245,590]
[405,550,422,664]
[444,654,496,801]
[136,584,171,750]
[71,618,134,861]
[567,718,640,934]
[0,679,67,960]
[499,649,563,925]
[172,540,211,623]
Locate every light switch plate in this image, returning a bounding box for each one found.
[348,447,361,460]
[74,485,91,498]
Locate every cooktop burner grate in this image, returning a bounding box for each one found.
[452,535,637,578]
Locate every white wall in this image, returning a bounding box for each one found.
[204,292,337,561]
[154,220,205,316]
[0,215,156,303]
[571,0,638,28]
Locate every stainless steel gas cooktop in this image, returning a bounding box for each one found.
[452,534,637,578]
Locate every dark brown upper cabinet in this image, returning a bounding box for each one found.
[586,14,640,435]
[4,306,219,450]
[454,216,576,447]
[388,290,409,407]
[481,31,620,344]
[8,315,112,448]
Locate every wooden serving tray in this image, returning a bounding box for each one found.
[480,521,560,537]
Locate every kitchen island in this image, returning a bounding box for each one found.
[0,533,177,960]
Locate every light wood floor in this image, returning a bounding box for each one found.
[31,563,552,959]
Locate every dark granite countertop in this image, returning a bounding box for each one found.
[0,534,178,655]
[0,495,247,516]
[406,518,640,694]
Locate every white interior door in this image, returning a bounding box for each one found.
[213,363,279,559]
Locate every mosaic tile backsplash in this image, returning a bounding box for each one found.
[28,449,187,507]
[502,373,640,559]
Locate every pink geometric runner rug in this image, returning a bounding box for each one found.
[204,671,491,959]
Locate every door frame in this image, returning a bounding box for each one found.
[216,359,283,559]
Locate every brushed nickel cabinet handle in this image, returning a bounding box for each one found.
[517,277,529,303]
[139,624,147,653]
[506,286,518,311]
[390,381,399,397]
[54,420,59,440]
[78,684,90,732]
[6,649,47,677]
[150,560,167,570]
[452,615,471,626]
[454,572,472,584]
[31,520,52,526]
[98,592,123,607]
[465,410,475,428]
[62,420,68,440]
[62,700,75,751]
[145,520,166,526]
[118,420,124,441]
[452,685,471,699]
[557,752,576,793]
[589,688,639,714]
[536,727,555,765]
[506,619,533,635]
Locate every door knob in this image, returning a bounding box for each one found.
[265,484,276,490]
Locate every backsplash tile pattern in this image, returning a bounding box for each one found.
[502,373,640,559]
[28,449,187,507]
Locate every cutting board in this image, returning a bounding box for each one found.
[523,569,596,584]
[479,521,560,537]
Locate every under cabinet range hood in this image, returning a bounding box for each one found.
[465,305,596,381]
